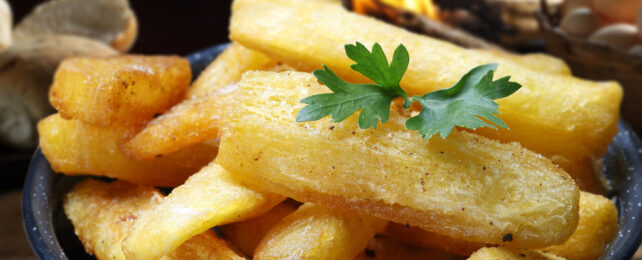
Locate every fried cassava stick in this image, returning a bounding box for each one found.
[186,42,277,99]
[216,71,580,249]
[254,203,387,260]
[50,55,191,127]
[384,191,618,258]
[122,162,284,260]
[229,0,622,192]
[219,202,298,257]
[38,114,216,187]
[468,247,564,260]
[64,180,244,260]
[121,43,289,160]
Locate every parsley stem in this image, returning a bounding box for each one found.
[402,95,413,109]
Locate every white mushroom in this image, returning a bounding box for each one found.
[13,0,138,53]
[560,7,602,38]
[0,35,117,149]
[0,0,11,51]
[588,23,640,50]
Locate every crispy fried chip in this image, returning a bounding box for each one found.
[119,87,236,160]
[355,236,462,260]
[517,53,571,75]
[186,42,277,99]
[254,203,387,260]
[161,232,245,260]
[468,248,564,260]
[383,223,486,256]
[63,179,244,260]
[38,114,216,187]
[217,71,580,249]
[479,49,571,75]
[229,0,622,192]
[219,201,299,257]
[50,55,191,127]
[542,192,618,260]
[122,162,284,260]
[120,43,293,160]
[384,191,617,259]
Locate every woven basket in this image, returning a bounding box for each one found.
[536,0,642,132]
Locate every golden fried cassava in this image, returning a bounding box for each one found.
[479,49,571,75]
[63,179,244,260]
[219,201,299,257]
[384,191,617,258]
[186,42,277,99]
[122,162,284,260]
[121,43,295,160]
[229,0,622,192]
[0,35,118,149]
[38,114,216,187]
[468,247,564,260]
[160,231,245,260]
[542,192,618,260]
[383,223,486,256]
[517,53,571,74]
[120,88,236,160]
[355,236,462,260]
[254,203,387,260]
[64,180,161,260]
[216,71,580,249]
[50,55,190,127]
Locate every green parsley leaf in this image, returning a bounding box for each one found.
[405,63,521,139]
[345,42,409,100]
[296,42,411,129]
[295,42,522,139]
[296,65,397,129]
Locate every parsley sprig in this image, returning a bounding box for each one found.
[296,42,522,139]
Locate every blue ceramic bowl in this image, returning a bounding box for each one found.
[22,43,642,259]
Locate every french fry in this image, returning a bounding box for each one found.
[50,55,191,127]
[478,49,571,75]
[254,203,387,260]
[37,114,216,187]
[63,179,244,260]
[219,201,299,257]
[383,223,486,256]
[229,0,622,192]
[217,71,580,249]
[384,191,618,259]
[119,88,236,160]
[186,42,277,99]
[468,247,564,260]
[121,43,293,160]
[122,162,285,260]
[355,236,462,260]
[519,53,571,75]
[161,232,246,260]
[542,192,618,260]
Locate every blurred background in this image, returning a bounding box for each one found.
[12,0,232,55]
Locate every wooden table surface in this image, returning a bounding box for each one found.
[2,189,642,259]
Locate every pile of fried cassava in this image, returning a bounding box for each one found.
[39,0,623,259]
